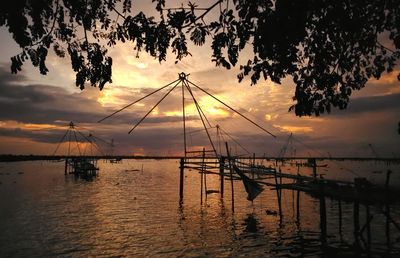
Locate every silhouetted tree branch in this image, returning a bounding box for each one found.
[1,0,400,116]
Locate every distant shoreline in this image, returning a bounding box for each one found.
[1,154,399,163]
[0,155,182,162]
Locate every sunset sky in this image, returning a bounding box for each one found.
[0,1,399,157]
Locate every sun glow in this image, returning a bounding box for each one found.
[274,124,314,133]
[164,104,229,118]
[178,96,230,117]
[0,121,62,131]
[97,88,128,107]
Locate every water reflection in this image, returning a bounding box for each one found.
[243,213,259,233]
[0,160,399,257]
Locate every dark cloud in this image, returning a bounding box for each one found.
[0,64,28,83]
[0,127,68,144]
[0,65,199,126]
[1,64,399,156]
[0,65,208,154]
[331,93,400,116]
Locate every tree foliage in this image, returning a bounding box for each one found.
[1,0,399,116]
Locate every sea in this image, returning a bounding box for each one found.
[0,159,399,257]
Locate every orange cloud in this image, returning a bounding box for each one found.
[273,124,314,133]
[370,69,400,85]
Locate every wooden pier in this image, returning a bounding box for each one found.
[178,150,400,254]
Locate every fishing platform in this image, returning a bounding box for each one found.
[96,72,400,254]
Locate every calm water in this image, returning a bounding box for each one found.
[0,159,399,257]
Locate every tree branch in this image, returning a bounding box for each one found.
[376,41,396,53]
[111,6,126,20]
[47,0,60,37]
[182,0,223,28]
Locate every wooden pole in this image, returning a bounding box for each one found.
[225,142,235,213]
[354,200,360,246]
[274,168,283,223]
[219,157,225,198]
[64,158,68,175]
[204,161,208,198]
[385,170,392,247]
[386,204,391,247]
[296,190,300,224]
[179,158,184,202]
[311,158,317,179]
[200,148,205,205]
[338,199,343,238]
[292,189,295,218]
[296,165,300,224]
[252,153,255,179]
[319,183,327,246]
[182,80,187,156]
[366,205,371,251]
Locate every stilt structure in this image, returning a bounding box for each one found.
[97,72,400,255]
[98,72,276,202]
[53,122,101,179]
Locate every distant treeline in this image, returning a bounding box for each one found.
[0,155,183,162]
[1,154,399,163]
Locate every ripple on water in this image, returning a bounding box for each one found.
[0,160,399,257]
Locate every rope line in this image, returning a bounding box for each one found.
[98,78,181,123]
[186,79,276,138]
[184,80,218,156]
[128,80,181,134]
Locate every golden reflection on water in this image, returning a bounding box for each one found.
[0,159,399,257]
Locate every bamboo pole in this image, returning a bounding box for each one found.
[338,200,343,239]
[64,158,68,175]
[219,157,225,198]
[354,200,360,246]
[200,148,205,205]
[319,183,327,246]
[225,142,235,213]
[385,170,392,247]
[274,168,283,223]
[182,81,187,157]
[179,158,185,202]
[366,205,371,250]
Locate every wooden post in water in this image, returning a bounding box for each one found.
[200,148,205,205]
[319,183,327,246]
[366,205,371,250]
[338,200,343,238]
[204,162,208,197]
[179,158,185,202]
[252,153,255,179]
[274,168,283,223]
[296,190,300,224]
[296,166,300,224]
[311,158,317,179]
[225,142,235,213]
[386,206,391,247]
[354,200,360,246]
[385,170,392,247]
[219,157,225,198]
[64,158,68,175]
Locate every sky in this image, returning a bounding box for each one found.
[0,1,399,157]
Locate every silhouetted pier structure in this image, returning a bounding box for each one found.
[52,121,108,179]
[95,72,400,254]
[64,157,99,178]
[178,150,400,255]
